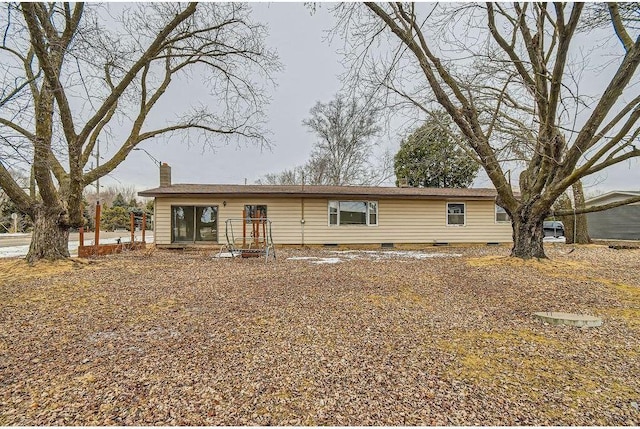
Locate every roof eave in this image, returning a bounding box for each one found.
[584,190,640,205]
[138,190,496,200]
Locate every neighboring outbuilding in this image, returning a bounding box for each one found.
[584,191,640,240]
[138,164,513,248]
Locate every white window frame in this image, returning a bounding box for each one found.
[446,202,466,227]
[495,204,510,223]
[328,200,378,226]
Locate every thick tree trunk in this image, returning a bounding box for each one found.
[556,182,591,245]
[26,206,70,263]
[570,181,591,244]
[511,214,547,259]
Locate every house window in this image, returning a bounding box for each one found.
[172,205,218,242]
[328,200,378,226]
[329,201,338,225]
[368,202,377,225]
[495,204,509,223]
[447,202,465,226]
[244,205,267,221]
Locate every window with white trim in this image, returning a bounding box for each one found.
[446,202,465,226]
[495,204,509,222]
[328,200,378,226]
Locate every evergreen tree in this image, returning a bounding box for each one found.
[112,193,128,208]
[394,114,479,188]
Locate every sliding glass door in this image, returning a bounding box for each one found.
[172,205,218,243]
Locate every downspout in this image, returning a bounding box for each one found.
[301,197,305,247]
[300,174,305,247]
[153,197,157,244]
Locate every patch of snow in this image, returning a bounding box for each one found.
[0,244,31,258]
[0,234,154,259]
[311,258,342,264]
[216,252,239,258]
[332,250,378,254]
[287,249,463,265]
[543,236,566,243]
[379,250,463,259]
[330,250,462,260]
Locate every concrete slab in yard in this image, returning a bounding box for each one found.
[534,311,603,327]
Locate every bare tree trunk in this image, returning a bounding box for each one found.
[347,3,640,260]
[557,181,591,245]
[26,205,70,263]
[555,193,574,243]
[572,181,591,244]
[0,3,278,262]
[511,213,547,259]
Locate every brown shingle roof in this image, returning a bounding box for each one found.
[138,184,500,200]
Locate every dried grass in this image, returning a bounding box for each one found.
[1,245,639,425]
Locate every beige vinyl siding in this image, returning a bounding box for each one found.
[154,197,302,245]
[301,198,511,244]
[154,197,171,245]
[154,196,513,245]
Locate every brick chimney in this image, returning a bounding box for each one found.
[159,163,171,187]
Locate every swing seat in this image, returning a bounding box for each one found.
[221,216,276,262]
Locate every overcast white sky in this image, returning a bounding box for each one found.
[99,2,639,197]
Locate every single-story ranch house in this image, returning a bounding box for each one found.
[138,164,513,247]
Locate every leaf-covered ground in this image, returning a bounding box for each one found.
[1,244,639,425]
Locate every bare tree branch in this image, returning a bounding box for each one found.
[553,194,640,216]
[0,2,280,261]
[336,2,640,258]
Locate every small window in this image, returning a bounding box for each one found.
[447,203,465,226]
[495,205,509,223]
[368,202,378,226]
[328,200,378,226]
[244,205,267,222]
[329,201,338,225]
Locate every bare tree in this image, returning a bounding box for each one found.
[258,94,392,186]
[257,166,306,186]
[0,167,30,233]
[0,3,280,262]
[303,95,382,185]
[334,2,640,258]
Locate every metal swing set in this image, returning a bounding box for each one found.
[218,207,276,262]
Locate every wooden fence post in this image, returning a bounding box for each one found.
[242,208,247,248]
[94,202,101,254]
[130,212,135,244]
[142,213,146,243]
